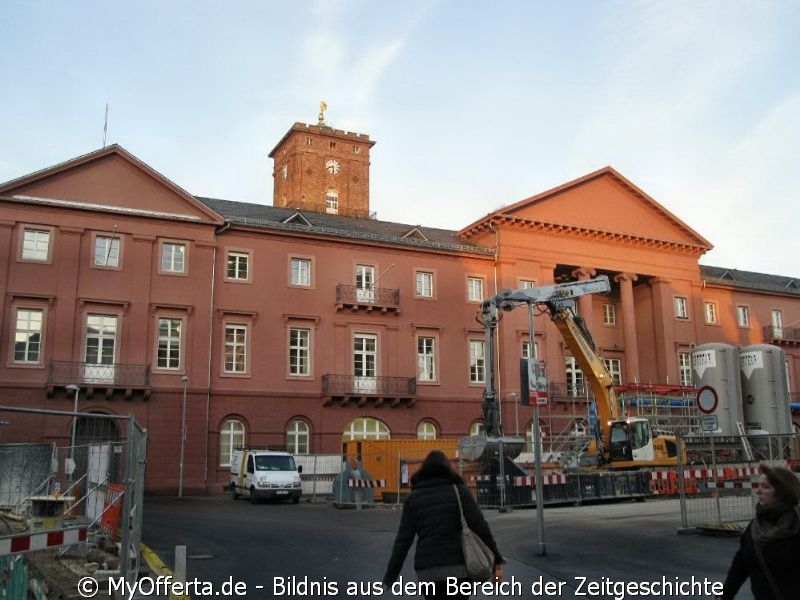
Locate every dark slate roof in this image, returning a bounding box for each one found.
[701,265,800,296]
[196,197,493,255]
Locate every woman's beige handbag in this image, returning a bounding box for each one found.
[453,484,495,582]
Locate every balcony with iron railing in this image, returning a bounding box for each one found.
[763,325,800,345]
[47,361,151,399]
[335,285,400,314]
[322,374,416,407]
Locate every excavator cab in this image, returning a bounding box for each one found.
[609,418,654,463]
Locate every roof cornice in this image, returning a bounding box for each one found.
[463,213,709,255]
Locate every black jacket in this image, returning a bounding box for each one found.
[721,516,800,600]
[383,477,503,585]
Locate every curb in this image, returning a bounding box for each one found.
[139,543,190,600]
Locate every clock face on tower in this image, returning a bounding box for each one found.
[325,159,340,174]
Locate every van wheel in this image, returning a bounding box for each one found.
[250,487,258,504]
[232,489,239,500]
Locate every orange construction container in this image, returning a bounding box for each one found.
[342,439,460,502]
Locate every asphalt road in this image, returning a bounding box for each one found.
[142,495,755,600]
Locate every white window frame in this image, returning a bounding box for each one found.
[519,279,536,289]
[674,296,688,319]
[93,235,121,268]
[467,277,484,302]
[417,336,436,382]
[21,228,51,262]
[603,303,616,326]
[290,257,312,287]
[603,358,622,386]
[223,324,248,374]
[565,356,585,398]
[522,340,538,360]
[161,242,187,274]
[343,417,390,441]
[226,251,250,281]
[220,418,245,467]
[13,308,44,364]
[156,317,183,370]
[286,419,310,454]
[289,327,311,376]
[415,271,434,298]
[469,340,486,383]
[737,306,750,328]
[417,420,437,440]
[678,352,692,387]
[772,309,783,338]
[325,189,338,214]
[704,301,718,324]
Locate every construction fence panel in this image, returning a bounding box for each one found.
[677,432,800,529]
[0,406,146,600]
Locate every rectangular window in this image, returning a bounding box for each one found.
[772,309,783,338]
[565,356,585,397]
[469,340,485,383]
[679,352,692,386]
[94,236,120,267]
[674,297,688,319]
[224,324,248,373]
[704,301,718,324]
[417,336,436,382]
[522,340,539,360]
[603,358,622,386]
[85,314,118,384]
[157,318,182,370]
[415,272,434,297]
[467,277,484,302]
[14,308,43,363]
[291,258,311,286]
[353,145,360,154]
[520,280,536,289]
[737,306,750,328]
[289,328,311,376]
[226,252,249,280]
[602,304,616,326]
[162,242,186,273]
[22,229,50,261]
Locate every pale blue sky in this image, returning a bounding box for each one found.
[2,1,798,277]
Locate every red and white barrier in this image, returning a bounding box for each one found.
[348,479,386,488]
[0,527,87,556]
[513,475,567,486]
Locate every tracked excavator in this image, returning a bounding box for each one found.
[460,275,679,469]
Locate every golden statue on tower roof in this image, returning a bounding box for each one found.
[318,101,328,125]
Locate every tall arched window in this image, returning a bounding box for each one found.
[219,418,245,467]
[286,419,310,454]
[325,189,339,214]
[343,417,389,441]
[469,421,484,436]
[416,420,437,440]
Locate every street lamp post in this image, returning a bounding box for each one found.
[65,384,80,483]
[179,376,188,499]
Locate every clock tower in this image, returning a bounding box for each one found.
[268,107,375,218]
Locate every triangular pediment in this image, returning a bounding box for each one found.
[283,212,312,226]
[459,167,712,252]
[0,145,223,223]
[401,227,428,241]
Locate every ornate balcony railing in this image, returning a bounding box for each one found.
[763,325,800,344]
[335,285,400,311]
[322,374,416,407]
[48,361,150,388]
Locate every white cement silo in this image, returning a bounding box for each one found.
[692,343,743,435]
[740,344,792,435]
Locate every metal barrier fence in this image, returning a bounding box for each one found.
[295,445,650,509]
[0,406,146,600]
[676,432,800,530]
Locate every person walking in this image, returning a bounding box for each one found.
[718,463,800,600]
[382,450,504,599]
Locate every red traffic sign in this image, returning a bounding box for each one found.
[696,385,718,415]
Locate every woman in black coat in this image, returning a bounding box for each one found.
[382,450,504,600]
[718,463,800,600]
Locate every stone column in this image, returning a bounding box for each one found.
[614,272,639,384]
[571,267,597,332]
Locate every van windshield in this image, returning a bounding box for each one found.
[255,455,296,472]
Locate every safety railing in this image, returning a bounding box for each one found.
[335,284,400,309]
[48,361,150,387]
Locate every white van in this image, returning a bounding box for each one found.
[230,449,303,503]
